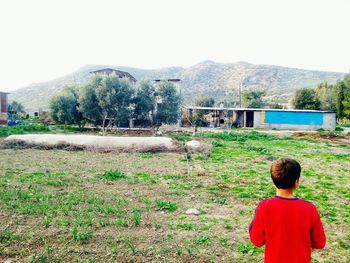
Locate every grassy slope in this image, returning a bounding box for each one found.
[0,131,349,262]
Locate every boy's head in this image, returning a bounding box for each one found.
[270,158,301,189]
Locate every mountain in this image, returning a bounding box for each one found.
[9,61,345,112]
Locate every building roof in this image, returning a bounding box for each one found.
[184,106,335,113]
[0,91,9,94]
[90,68,137,82]
[154,79,181,82]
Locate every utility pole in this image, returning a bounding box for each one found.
[239,81,242,108]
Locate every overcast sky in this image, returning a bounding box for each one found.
[0,0,349,91]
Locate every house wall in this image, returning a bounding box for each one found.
[254,110,336,130]
[0,93,8,125]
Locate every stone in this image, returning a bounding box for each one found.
[185,140,201,149]
[266,156,278,162]
[186,208,200,215]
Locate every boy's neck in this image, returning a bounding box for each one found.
[276,188,295,198]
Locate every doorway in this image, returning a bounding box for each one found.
[245,111,254,127]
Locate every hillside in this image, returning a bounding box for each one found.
[9,61,344,112]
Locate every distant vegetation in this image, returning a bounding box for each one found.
[242,91,266,108]
[0,123,49,137]
[292,74,350,120]
[49,75,180,133]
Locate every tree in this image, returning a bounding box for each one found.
[79,75,134,134]
[243,91,266,108]
[7,101,25,114]
[195,96,215,107]
[315,82,336,111]
[341,74,350,119]
[78,75,104,125]
[154,81,181,127]
[335,81,346,120]
[270,102,283,109]
[8,101,25,121]
[133,81,155,127]
[292,88,321,110]
[50,87,85,128]
[189,96,215,129]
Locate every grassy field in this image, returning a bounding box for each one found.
[0,131,349,262]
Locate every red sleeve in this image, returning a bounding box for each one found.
[310,206,326,249]
[249,202,265,247]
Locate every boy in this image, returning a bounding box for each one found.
[249,158,326,263]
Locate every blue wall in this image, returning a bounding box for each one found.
[265,111,323,125]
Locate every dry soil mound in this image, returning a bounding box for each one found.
[2,134,181,152]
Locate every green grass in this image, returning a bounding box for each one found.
[0,123,49,137]
[0,130,349,262]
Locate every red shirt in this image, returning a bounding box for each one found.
[249,196,326,263]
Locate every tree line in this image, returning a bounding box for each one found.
[49,75,181,133]
[9,73,350,128]
[239,73,350,121]
[292,74,350,120]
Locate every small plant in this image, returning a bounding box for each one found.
[177,223,196,231]
[212,140,224,147]
[140,152,153,159]
[335,127,344,132]
[115,217,128,227]
[223,220,233,230]
[134,172,158,184]
[43,216,52,228]
[72,226,93,242]
[195,235,211,245]
[151,220,161,230]
[246,146,270,154]
[237,242,258,255]
[219,236,231,248]
[0,227,13,244]
[124,238,137,255]
[97,170,127,181]
[155,200,177,212]
[133,208,141,226]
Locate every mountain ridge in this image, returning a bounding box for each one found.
[9,61,345,112]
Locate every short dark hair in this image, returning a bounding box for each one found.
[270,158,301,189]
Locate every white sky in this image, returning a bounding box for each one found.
[0,0,349,91]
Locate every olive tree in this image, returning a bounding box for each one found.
[50,87,85,128]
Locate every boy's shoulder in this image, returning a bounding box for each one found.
[258,196,317,210]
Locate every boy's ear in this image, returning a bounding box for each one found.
[294,179,300,188]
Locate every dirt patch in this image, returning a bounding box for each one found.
[292,132,350,144]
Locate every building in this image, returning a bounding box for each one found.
[90,68,137,83]
[184,106,336,131]
[0,91,9,125]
